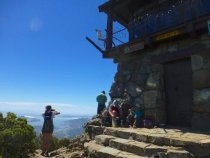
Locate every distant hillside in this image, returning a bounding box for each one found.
[33,117,90,138]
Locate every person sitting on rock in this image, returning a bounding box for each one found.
[126,104,143,128]
[109,100,121,127]
[126,108,134,127]
[101,108,112,127]
[132,104,144,128]
[120,89,132,126]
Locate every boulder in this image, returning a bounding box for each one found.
[193,89,210,106]
[125,83,143,97]
[143,90,161,109]
[192,113,210,131]
[193,70,210,89]
[191,55,204,71]
[145,72,161,90]
[132,73,148,86]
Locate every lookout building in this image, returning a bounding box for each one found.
[91,0,210,131]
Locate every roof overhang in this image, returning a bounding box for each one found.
[99,0,159,26]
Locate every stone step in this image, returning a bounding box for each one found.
[84,141,147,158]
[95,135,194,158]
[87,125,210,158]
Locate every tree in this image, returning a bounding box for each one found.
[0,112,37,158]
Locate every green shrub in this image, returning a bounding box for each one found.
[0,112,37,158]
[51,137,70,150]
[58,138,70,147]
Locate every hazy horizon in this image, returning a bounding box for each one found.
[0,102,93,138]
[0,101,95,116]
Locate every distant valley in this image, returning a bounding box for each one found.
[23,115,91,138]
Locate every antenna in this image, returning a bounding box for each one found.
[95,29,107,48]
[95,29,106,41]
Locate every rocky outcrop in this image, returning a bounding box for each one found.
[29,119,210,158]
[29,134,90,158]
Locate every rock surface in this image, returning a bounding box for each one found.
[85,125,210,158]
[29,134,90,158]
[29,122,210,158]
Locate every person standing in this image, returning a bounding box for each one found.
[96,90,107,114]
[41,105,60,157]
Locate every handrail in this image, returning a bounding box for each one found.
[110,0,210,47]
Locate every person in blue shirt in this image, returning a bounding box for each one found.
[132,104,144,128]
[126,104,143,128]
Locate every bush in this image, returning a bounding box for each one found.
[51,137,70,150]
[36,134,70,151]
[0,112,37,158]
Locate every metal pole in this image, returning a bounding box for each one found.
[85,37,105,54]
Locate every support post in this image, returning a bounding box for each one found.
[106,11,113,51]
[86,37,104,54]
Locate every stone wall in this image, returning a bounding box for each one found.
[109,33,210,130]
[109,50,166,125]
[191,52,210,130]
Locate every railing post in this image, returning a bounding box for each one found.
[106,11,113,51]
[208,20,210,36]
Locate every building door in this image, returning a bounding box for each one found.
[164,58,193,127]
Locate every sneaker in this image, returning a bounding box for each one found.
[41,151,45,156]
[44,152,50,157]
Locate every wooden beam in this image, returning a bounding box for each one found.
[99,0,128,13]
[85,37,105,54]
[106,12,113,50]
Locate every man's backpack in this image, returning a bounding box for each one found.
[42,111,54,133]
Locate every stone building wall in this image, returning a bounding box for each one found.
[109,32,210,130]
[191,35,210,129]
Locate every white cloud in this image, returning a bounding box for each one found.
[29,18,43,32]
[0,101,95,116]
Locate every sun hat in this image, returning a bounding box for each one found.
[101,90,105,94]
[113,100,119,107]
[46,105,52,110]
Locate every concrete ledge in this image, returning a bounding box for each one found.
[95,135,116,146]
[95,134,193,157]
[87,125,210,158]
[109,137,166,156]
[85,141,146,158]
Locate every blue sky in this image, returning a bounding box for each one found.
[0,0,116,116]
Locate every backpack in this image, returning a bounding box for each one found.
[143,116,155,128]
[42,111,54,133]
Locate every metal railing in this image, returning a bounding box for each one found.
[111,22,129,47]
[111,0,210,46]
[129,0,210,40]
